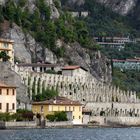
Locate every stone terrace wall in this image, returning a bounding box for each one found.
[86,102,140,117]
[89,116,140,126]
[17,70,139,105]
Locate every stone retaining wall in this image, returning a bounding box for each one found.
[5,121,36,128]
[90,116,140,126]
[45,121,72,127]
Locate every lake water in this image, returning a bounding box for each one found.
[0,128,140,140]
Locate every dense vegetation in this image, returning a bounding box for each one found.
[0,51,10,61]
[61,0,138,37]
[112,68,140,95]
[101,43,140,59]
[0,109,34,121]
[32,88,58,101]
[0,0,99,61]
[0,0,139,95]
[128,0,140,32]
[46,111,68,122]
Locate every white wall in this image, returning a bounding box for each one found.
[0,88,16,113]
[62,68,87,77]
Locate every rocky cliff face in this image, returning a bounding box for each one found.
[63,0,137,15]
[96,0,137,15]
[0,62,30,104]
[0,21,58,64]
[0,0,60,19]
[0,0,112,83]
[1,20,112,82]
[59,42,112,82]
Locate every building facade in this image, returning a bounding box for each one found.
[16,63,140,125]
[62,66,88,77]
[113,59,140,71]
[0,38,14,64]
[16,63,61,73]
[93,36,135,49]
[32,96,82,124]
[0,82,16,113]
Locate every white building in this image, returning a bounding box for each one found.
[0,82,16,113]
[62,66,88,77]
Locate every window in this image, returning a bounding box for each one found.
[7,89,9,95]
[0,103,2,110]
[12,89,15,95]
[69,106,71,111]
[3,43,8,48]
[79,107,81,111]
[65,106,67,111]
[79,116,81,119]
[12,103,15,110]
[6,103,9,112]
[73,116,75,119]
[73,107,75,111]
[41,105,43,112]
[0,89,1,95]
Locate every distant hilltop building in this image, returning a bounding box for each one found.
[93,36,135,49]
[0,38,14,65]
[70,11,89,18]
[113,58,140,71]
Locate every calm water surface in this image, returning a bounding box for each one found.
[0,128,140,140]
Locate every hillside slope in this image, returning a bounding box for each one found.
[0,0,112,82]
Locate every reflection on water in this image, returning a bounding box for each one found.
[0,128,140,140]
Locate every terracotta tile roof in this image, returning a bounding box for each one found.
[113,59,140,63]
[62,66,80,70]
[0,82,16,88]
[62,66,88,71]
[32,96,82,106]
[126,59,140,62]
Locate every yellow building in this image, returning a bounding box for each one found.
[0,38,14,64]
[0,82,16,113]
[32,96,83,124]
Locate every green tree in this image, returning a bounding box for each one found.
[46,111,68,122]
[4,0,16,23]
[18,0,27,7]
[0,51,10,62]
[32,87,58,101]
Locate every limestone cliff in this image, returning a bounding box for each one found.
[0,21,58,64]
[64,0,137,15]
[0,0,112,83]
[96,0,137,15]
[0,0,60,19]
[0,62,30,104]
[63,42,112,82]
